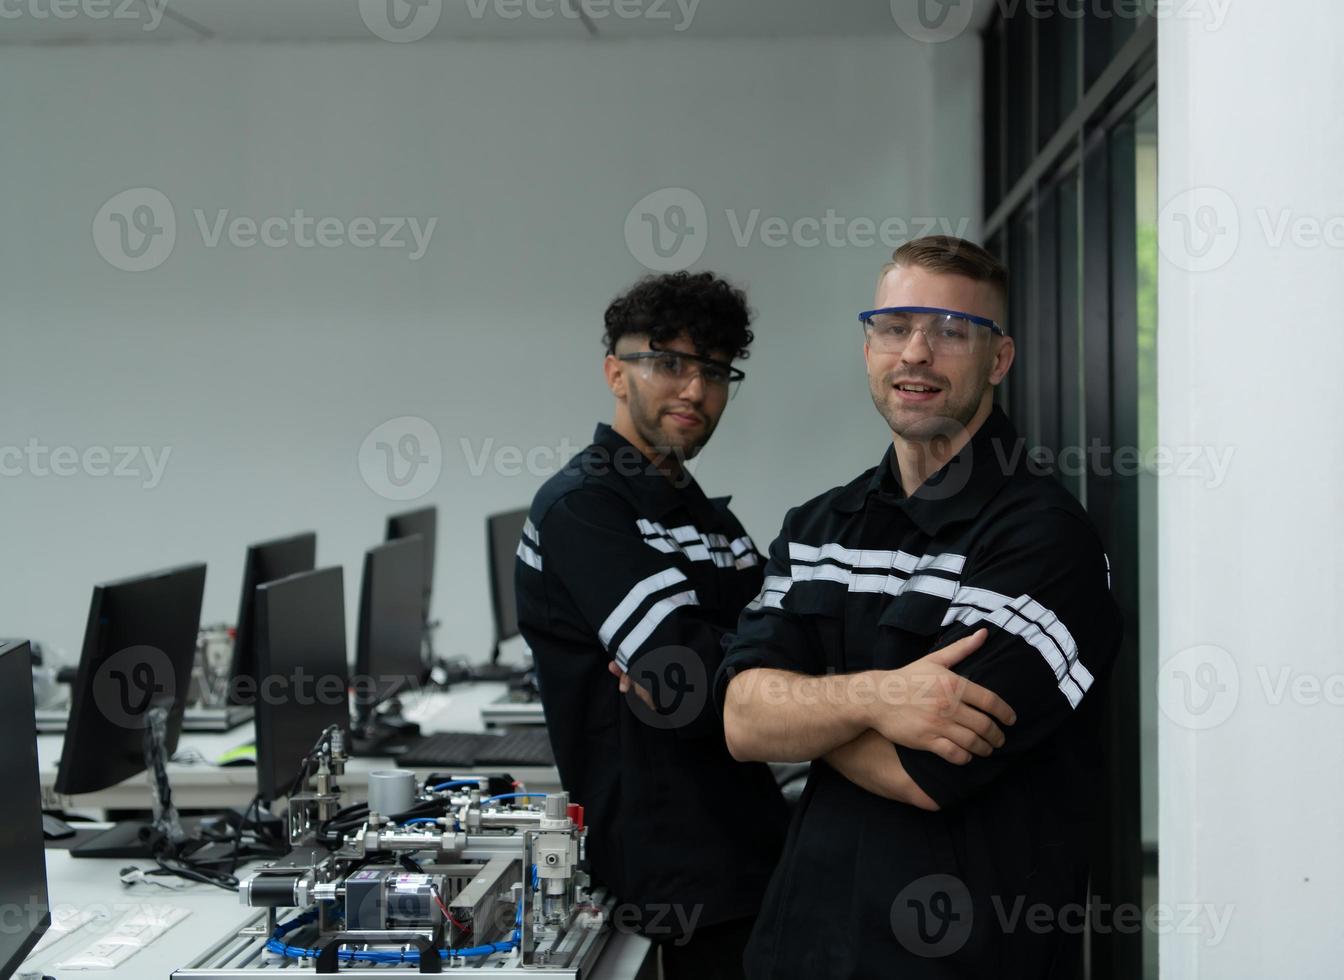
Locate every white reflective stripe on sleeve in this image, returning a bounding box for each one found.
[788,542,965,576]
[615,589,700,668]
[516,540,543,571]
[943,587,1091,709]
[792,563,958,600]
[637,519,758,569]
[730,536,760,568]
[522,517,541,547]
[747,575,793,611]
[598,568,688,649]
[915,551,966,575]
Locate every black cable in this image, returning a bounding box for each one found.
[228,793,263,877]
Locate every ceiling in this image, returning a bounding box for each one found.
[0,0,997,45]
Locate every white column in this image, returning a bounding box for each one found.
[1157,3,1344,978]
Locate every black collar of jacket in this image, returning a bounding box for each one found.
[589,423,721,524]
[831,405,1020,536]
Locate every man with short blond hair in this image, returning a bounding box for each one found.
[718,236,1121,978]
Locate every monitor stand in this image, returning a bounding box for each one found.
[72,703,188,860]
[70,821,167,859]
[349,700,421,756]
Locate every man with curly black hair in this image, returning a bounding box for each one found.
[515,271,788,979]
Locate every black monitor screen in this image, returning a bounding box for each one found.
[229,532,316,705]
[354,537,425,717]
[55,563,206,795]
[385,507,435,625]
[0,640,50,977]
[254,567,350,803]
[488,507,529,652]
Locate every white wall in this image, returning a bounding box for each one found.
[0,35,981,666]
[1158,4,1344,977]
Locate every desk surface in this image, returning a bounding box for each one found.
[21,848,651,979]
[38,682,562,813]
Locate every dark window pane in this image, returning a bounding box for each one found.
[1055,169,1083,503]
[1083,0,1113,89]
[987,229,1010,412]
[983,18,1004,213]
[1035,188,1060,454]
[1005,11,1033,188]
[1008,206,1035,441]
[1038,4,1080,147]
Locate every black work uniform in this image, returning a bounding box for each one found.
[516,423,789,950]
[714,406,1122,979]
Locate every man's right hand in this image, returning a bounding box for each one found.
[863,628,1017,765]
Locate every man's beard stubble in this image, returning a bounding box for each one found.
[627,381,716,465]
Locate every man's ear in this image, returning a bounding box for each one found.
[604,354,627,400]
[988,336,1015,386]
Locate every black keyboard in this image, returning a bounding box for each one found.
[395,730,555,768]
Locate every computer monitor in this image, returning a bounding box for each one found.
[487,507,529,662]
[354,537,425,724]
[385,506,435,630]
[228,532,317,705]
[254,567,350,804]
[56,563,206,856]
[0,640,50,977]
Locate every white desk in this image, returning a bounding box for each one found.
[37,682,562,814]
[20,848,653,979]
